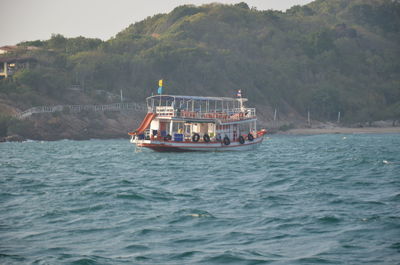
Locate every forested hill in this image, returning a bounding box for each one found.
[1,0,400,125]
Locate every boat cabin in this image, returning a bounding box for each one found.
[141,95,257,143]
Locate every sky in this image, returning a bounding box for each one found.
[0,0,313,47]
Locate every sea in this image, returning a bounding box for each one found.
[1,134,399,265]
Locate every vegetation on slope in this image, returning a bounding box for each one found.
[1,0,399,134]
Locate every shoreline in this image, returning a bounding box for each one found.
[2,127,400,142]
[277,126,400,135]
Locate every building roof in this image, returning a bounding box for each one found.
[0,45,18,52]
[0,45,41,54]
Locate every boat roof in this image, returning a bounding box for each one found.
[146,94,248,102]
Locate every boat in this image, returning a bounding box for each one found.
[129,92,267,152]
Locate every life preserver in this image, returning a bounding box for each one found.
[257,129,267,136]
[164,134,172,141]
[247,133,254,141]
[203,134,210,142]
[223,136,230,145]
[192,133,200,142]
[239,135,245,144]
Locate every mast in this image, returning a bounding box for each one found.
[237,89,245,111]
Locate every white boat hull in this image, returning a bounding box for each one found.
[132,137,263,152]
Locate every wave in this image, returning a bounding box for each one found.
[2,135,400,264]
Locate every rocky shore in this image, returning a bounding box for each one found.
[1,110,145,142]
[278,126,400,135]
[0,134,26,142]
[1,109,399,142]
[274,120,400,135]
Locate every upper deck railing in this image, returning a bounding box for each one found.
[154,106,256,122]
[148,94,255,122]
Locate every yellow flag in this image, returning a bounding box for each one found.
[159,79,163,87]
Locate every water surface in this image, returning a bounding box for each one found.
[1,134,400,264]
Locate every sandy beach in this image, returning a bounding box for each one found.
[278,127,400,135]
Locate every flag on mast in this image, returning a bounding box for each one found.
[157,79,163,94]
[237,89,242,97]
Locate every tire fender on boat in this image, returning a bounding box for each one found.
[247,133,254,142]
[239,135,245,144]
[192,133,200,142]
[223,136,230,145]
[203,134,210,143]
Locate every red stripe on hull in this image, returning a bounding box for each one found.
[138,137,263,152]
[145,146,197,152]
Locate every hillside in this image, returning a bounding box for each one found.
[0,0,399,139]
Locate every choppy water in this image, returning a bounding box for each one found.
[1,134,400,265]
